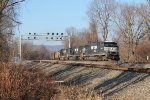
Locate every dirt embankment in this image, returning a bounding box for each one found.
[26,61,150,100]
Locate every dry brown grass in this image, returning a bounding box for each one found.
[52,86,102,100]
[0,62,103,100]
[0,62,57,100]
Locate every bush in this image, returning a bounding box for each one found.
[0,62,57,99]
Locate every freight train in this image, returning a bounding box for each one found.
[54,41,120,61]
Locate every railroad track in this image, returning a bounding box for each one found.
[31,60,150,74]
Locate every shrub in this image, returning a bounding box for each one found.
[0,62,57,99]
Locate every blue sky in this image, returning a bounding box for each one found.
[18,0,90,34]
[17,0,147,45]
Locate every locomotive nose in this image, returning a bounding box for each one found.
[110,47,118,52]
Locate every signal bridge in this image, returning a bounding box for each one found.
[21,32,68,41]
[19,32,70,61]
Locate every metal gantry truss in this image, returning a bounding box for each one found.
[21,32,68,41]
[19,32,70,61]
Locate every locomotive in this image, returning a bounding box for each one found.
[57,41,120,61]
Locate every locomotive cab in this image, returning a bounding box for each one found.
[103,41,119,60]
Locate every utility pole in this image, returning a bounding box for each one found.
[68,36,70,48]
[19,35,22,61]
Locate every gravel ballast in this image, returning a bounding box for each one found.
[26,62,150,100]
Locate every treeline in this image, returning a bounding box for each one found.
[64,21,98,48]
[64,0,150,62]
[21,42,51,60]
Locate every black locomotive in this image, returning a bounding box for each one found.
[58,41,120,61]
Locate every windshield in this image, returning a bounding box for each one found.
[104,42,118,47]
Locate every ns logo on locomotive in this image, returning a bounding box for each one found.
[55,41,120,61]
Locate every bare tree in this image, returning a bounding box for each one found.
[115,4,149,61]
[64,27,78,48]
[11,37,19,57]
[0,0,25,34]
[35,45,50,60]
[64,24,98,48]
[139,4,150,39]
[78,28,89,45]
[0,0,25,61]
[87,0,116,41]
[87,20,98,43]
[22,43,51,60]
[22,42,33,60]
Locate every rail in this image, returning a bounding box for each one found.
[29,60,150,74]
